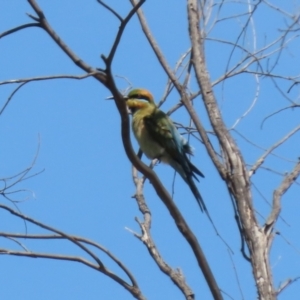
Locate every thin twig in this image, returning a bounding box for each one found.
[261,104,300,129]
[249,124,300,177]
[0,23,41,38]
[0,82,27,116]
[227,249,245,299]
[27,0,106,84]
[0,232,139,288]
[96,0,123,21]
[0,206,145,299]
[276,276,300,296]
[265,161,300,232]
[105,0,145,66]
[0,72,99,86]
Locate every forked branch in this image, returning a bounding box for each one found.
[0,204,145,300]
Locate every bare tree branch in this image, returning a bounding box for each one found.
[103,0,145,66]
[265,161,300,232]
[0,82,27,116]
[0,205,146,300]
[0,23,41,39]
[187,0,278,298]
[96,0,123,22]
[249,124,300,176]
[261,104,300,129]
[0,232,140,288]
[276,276,300,296]
[27,0,106,84]
[0,72,99,86]
[130,167,195,300]
[233,129,297,164]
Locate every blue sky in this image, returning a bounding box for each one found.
[1,1,300,299]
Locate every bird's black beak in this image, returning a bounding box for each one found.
[105,95,128,101]
[105,95,131,114]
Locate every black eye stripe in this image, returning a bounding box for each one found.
[129,94,151,101]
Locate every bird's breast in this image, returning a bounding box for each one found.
[132,117,165,159]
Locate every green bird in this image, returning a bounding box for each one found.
[125,88,206,212]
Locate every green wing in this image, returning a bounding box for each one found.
[144,108,206,211]
[144,108,204,178]
[143,108,179,157]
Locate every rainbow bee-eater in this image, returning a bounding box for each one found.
[125,88,206,212]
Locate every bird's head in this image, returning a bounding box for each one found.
[125,89,156,114]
